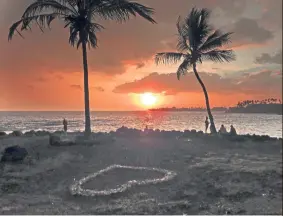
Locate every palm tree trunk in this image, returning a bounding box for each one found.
[81,40,91,137]
[193,63,217,134]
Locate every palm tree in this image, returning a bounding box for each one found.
[155,8,235,134]
[8,0,156,137]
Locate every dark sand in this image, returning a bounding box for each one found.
[0,131,282,214]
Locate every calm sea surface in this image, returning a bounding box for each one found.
[0,111,282,137]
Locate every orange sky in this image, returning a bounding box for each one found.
[0,0,282,111]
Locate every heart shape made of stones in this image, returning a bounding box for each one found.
[70,164,177,196]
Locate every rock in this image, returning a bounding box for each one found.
[116,126,128,135]
[49,135,76,146]
[149,129,161,137]
[49,134,60,146]
[183,129,197,137]
[248,134,274,142]
[117,127,142,137]
[0,131,6,136]
[75,135,100,146]
[260,135,273,141]
[24,130,36,137]
[183,130,191,137]
[53,131,64,135]
[142,128,154,137]
[160,130,173,138]
[1,145,28,162]
[109,131,115,136]
[35,130,50,136]
[11,131,23,137]
[225,134,246,142]
[95,134,115,144]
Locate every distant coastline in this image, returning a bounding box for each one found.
[148,107,227,112]
[149,98,282,115]
[226,103,282,115]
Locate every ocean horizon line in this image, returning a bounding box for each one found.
[0,110,148,112]
[0,110,208,112]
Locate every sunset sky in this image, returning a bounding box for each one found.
[0,0,282,111]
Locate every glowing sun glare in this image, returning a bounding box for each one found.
[140,92,157,107]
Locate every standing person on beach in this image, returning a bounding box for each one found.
[63,118,68,133]
[205,117,209,133]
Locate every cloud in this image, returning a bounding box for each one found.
[113,70,282,97]
[113,72,235,95]
[0,0,281,100]
[257,0,282,30]
[236,70,282,95]
[70,85,82,90]
[229,18,274,47]
[136,62,146,69]
[91,86,105,92]
[35,77,48,82]
[0,0,166,77]
[255,50,282,65]
[70,85,104,92]
[55,75,64,80]
[1,0,278,79]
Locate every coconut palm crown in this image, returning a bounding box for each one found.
[155,7,236,134]
[8,0,156,136]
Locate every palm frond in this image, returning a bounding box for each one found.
[8,13,61,40]
[21,0,74,18]
[67,16,103,49]
[177,58,191,80]
[176,16,190,52]
[94,0,156,23]
[55,0,79,14]
[155,52,186,65]
[184,7,212,50]
[85,22,103,48]
[68,25,79,47]
[199,30,233,52]
[201,49,236,63]
[87,30,98,48]
[89,22,104,31]
[8,20,25,40]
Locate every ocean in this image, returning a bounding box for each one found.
[0,111,282,138]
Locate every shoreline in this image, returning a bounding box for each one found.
[0,126,282,141]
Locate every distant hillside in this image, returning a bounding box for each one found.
[149,98,282,115]
[148,107,227,112]
[226,104,282,115]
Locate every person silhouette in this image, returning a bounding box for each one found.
[63,118,68,133]
[219,124,227,134]
[229,125,237,136]
[205,116,209,133]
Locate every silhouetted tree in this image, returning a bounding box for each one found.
[8,0,155,137]
[155,8,235,133]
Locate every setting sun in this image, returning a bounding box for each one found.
[140,93,157,107]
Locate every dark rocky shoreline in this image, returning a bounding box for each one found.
[0,126,282,143]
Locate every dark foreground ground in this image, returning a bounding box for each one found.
[0,130,282,214]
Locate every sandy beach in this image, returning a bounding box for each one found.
[0,129,282,214]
